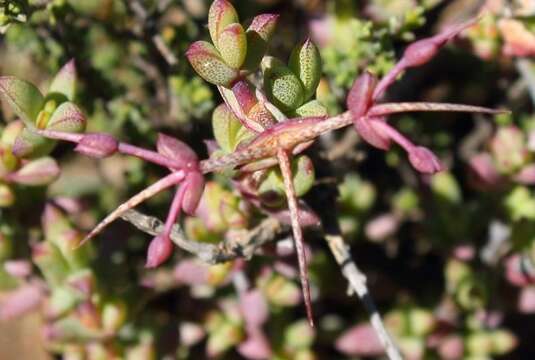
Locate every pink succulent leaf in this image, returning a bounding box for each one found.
[174,260,210,285]
[354,116,392,150]
[365,213,400,241]
[335,323,385,357]
[238,330,273,360]
[505,255,535,287]
[0,284,44,320]
[145,234,174,268]
[156,133,198,168]
[74,133,118,158]
[266,200,320,228]
[7,157,60,186]
[438,335,465,360]
[240,289,269,328]
[469,153,504,188]
[518,287,535,314]
[4,260,33,278]
[408,146,445,174]
[514,164,535,185]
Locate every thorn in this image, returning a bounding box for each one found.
[75,171,186,249]
[277,149,315,327]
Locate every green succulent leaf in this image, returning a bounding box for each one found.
[208,0,239,49]
[48,59,77,101]
[294,100,328,117]
[186,41,239,87]
[262,57,305,113]
[46,102,87,133]
[218,23,247,69]
[12,127,56,159]
[289,39,322,101]
[259,155,315,198]
[0,76,44,127]
[212,104,253,153]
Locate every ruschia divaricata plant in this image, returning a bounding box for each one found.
[2,0,529,359]
[0,0,506,329]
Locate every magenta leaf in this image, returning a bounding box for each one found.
[156,133,198,168]
[354,116,392,150]
[181,171,205,215]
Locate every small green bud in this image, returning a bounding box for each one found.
[208,0,239,49]
[294,100,328,117]
[218,23,247,69]
[408,308,435,336]
[47,286,81,318]
[289,39,322,101]
[260,273,301,307]
[206,320,244,357]
[262,57,305,112]
[186,41,239,87]
[46,102,87,133]
[212,104,254,153]
[466,331,494,356]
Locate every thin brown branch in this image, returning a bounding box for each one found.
[119,209,287,264]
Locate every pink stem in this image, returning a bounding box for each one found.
[162,185,186,239]
[372,120,416,153]
[372,61,407,101]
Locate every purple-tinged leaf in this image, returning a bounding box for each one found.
[180,322,206,347]
[335,323,385,357]
[8,157,60,185]
[49,59,77,101]
[218,23,247,69]
[186,41,239,87]
[232,80,258,115]
[408,146,445,174]
[208,0,239,49]
[75,133,118,158]
[354,116,392,150]
[365,213,400,241]
[145,234,174,268]
[347,71,377,120]
[0,76,44,127]
[518,287,535,314]
[182,171,205,215]
[438,335,465,360]
[46,101,86,133]
[248,14,279,42]
[0,120,24,147]
[156,133,198,168]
